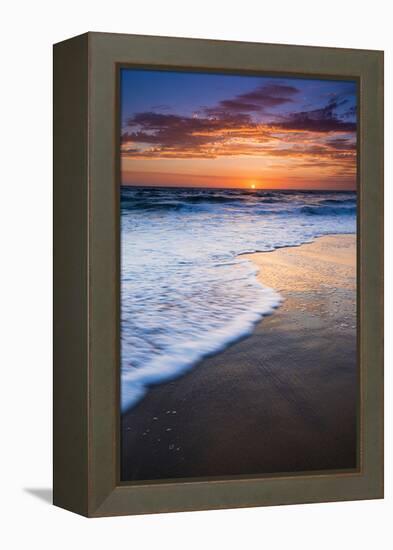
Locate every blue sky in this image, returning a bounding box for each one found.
[120,68,357,189]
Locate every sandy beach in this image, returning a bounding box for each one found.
[121,234,357,481]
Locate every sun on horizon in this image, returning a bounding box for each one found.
[120,69,357,191]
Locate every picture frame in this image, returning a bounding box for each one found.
[53,32,383,517]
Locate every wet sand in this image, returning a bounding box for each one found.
[121,234,358,481]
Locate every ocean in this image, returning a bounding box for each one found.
[120,186,357,411]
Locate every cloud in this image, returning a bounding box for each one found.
[327,137,356,151]
[204,83,299,115]
[122,83,300,153]
[123,111,257,150]
[342,105,357,119]
[122,109,274,158]
[272,98,356,133]
[121,85,357,179]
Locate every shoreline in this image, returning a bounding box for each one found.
[121,234,357,481]
[243,233,356,330]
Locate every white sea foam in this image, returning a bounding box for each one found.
[120,187,356,411]
[121,276,282,411]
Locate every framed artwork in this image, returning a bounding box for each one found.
[53,32,383,517]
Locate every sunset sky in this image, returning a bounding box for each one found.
[120,69,357,190]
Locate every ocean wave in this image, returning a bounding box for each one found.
[121,199,185,211]
[300,205,356,216]
[121,283,282,411]
[121,188,356,216]
[120,187,357,412]
[122,200,356,216]
[318,197,356,205]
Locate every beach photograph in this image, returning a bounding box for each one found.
[119,68,358,482]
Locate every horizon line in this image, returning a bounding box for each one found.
[120,183,357,192]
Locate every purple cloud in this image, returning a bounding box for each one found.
[204,83,299,115]
[273,98,356,133]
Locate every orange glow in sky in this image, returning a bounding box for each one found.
[120,70,357,190]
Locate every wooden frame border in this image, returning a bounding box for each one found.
[53,32,383,517]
